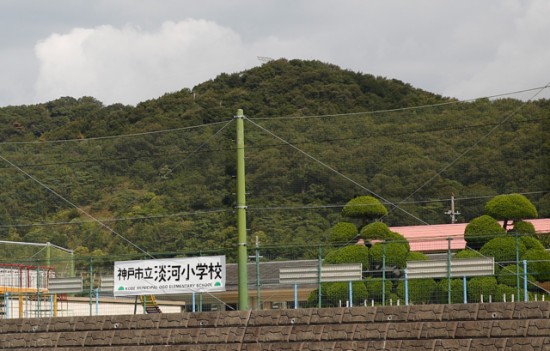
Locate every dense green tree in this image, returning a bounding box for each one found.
[369,242,409,269]
[494,284,518,302]
[464,215,507,250]
[480,236,527,262]
[437,278,465,304]
[323,281,368,307]
[0,59,546,259]
[513,220,536,235]
[328,222,358,243]
[324,244,370,270]
[485,194,538,230]
[497,264,535,289]
[453,249,484,259]
[396,278,436,304]
[365,277,393,303]
[522,249,550,282]
[341,196,388,229]
[406,251,428,261]
[467,276,498,302]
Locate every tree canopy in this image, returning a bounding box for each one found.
[485,193,538,230]
[0,59,547,258]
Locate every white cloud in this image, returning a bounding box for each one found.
[5,0,548,107]
[34,20,267,105]
[444,0,550,99]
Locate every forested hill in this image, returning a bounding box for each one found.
[0,59,548,257]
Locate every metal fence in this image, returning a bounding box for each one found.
[1,232,550,319]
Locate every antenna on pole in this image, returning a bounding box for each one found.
[444,194,460,224]
[257,56,274,63]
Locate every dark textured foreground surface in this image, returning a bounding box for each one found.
[1,302,550,350]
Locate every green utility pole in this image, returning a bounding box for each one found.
[46,242,51,268]
[255,236,261,310]
[447,237,452,304]
[235,109,249,310]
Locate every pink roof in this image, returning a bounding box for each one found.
[389,218,550,252]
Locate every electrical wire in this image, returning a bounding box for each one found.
[0,115,545,171]
[0,153,154,258]
[2,84,546,148]
[0,190,546,229]
[249,85,549,120]
[244,116,430,225]
[381,81,550,221]
[0,120,231,145]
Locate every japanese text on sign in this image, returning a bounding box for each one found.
[113,256,226,296]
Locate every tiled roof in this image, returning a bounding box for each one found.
[390,218,550,252]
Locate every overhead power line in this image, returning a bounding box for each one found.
[0,153,154,258]
[381,81,550,221]
[244,117,430,225]
[2,84,547,147]
[0,116,546,171]
[249,85,550,120]
[0,120,231,146]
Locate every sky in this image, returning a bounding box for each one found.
[1,0,549,107]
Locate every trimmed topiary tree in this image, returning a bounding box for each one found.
[513,220,536,235]
[328,222,358,243]
[365,277,393,304]
[407,251,428,261]
[467,276,498,302]
[324,244,370,270]
[485,193,538,231]
[497,264,535,289]
[453,249,484,259]
[370,242,409,269]
[342,196,388,228]
[480,236,527,262]
[323,281,368,307]
[520,236,545,251]
[522,249,550,282]
[494,284,518,302]
[361,222,410,250]
[437,278,465,304]
[396,278,437,304]
[361,221,392,240]
[464,215,506,250]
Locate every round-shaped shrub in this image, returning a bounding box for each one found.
[464,215,506,250]
[437,279,465,304]
[370,242,409,269]
[513,220,536,235]
[467,276,498,303]
[361,221,391,240]
[365,277,393,302]
[407,251,428,261]
[497,264,535,288]
[360,222,410,250]
[480,236,526,262]
[329,222,358,243]
[520,236,545,251]
[453,249,484,259]
[324,281,368,307]
[396,278,437,304]
[485,193,538,222]
[324,244,370,270]
[342,196,388,220]
[494,284,517,302]
[522,249,550,282]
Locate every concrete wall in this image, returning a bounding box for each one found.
[1,301,550,350]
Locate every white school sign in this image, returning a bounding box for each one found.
[113,256,226,296]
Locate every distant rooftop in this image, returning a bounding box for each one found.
[390,218,550,252]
